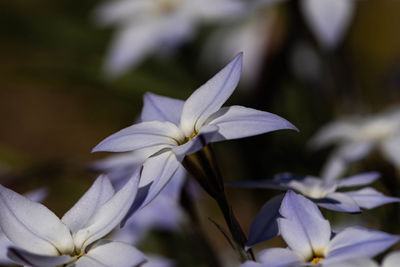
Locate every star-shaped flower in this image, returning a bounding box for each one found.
[92,53,297,215]
[94,0,244,76]
[0,173,146,267]
[242,191,398,267]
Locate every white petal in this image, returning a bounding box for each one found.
[205,106,297,142]
[102,20,161,76]
[172,124,219,161]
[324,258,378,267]
[62,175,115,233]
[7,247,73,267]
[0,234,14,265]
[74,241,146,267]
[278,191,331,261]
[0,184,74,255]
[316,193,361,213]
[180,53,242,137]
[325,226,398,264]
[381,136,400,167]
[92,121,183,153]
[24,187,48,203]
[337,172,380,188]
[345,187,400,209]
[120,151,181,226]
[382,251,400,267]
[309,120,358,149]
[141,93,185,124]
[257,248,301,266]
[301,0,355,49]
[73,169,140,251]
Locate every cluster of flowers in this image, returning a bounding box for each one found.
[1,53,399,267]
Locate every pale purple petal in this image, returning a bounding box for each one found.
[324,226,398,264]
[0,234,14,265]
[121,151,180,226]
[172,124,219,161]
[7,247,73,267]
[205,106,297,142]
[278,191,331,261]
[0,184,74,255]
[141,92,185,124]
[73,169,140,251]
[257,248,301,267]
[324,258,378,267]
[92,121,183,153]
[240,262,263,267]
[346,187,400,209]
[180,53,242,137]
[74,241,146,267]
[337,172,380,188]
[24,187,48,203]
[246,194,284,248]
[301,0,355,49]
[62,175,115,233]
[382,251,400,267]
[316,192,361,213]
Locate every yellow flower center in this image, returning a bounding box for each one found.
[188,132,197,141]
[310,257,324,264]
[76,251,83,259]
[309,248,325,264]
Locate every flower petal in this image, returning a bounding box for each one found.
[323,258,378,267]
[24,187,48,203]
[73,169,140,251]
[258,248,301,266]
[141,93,185,124]
[62,175,115,233]
[278,191,331,261]
[325,226,398,264]
[381,136,400,167]
[205,106,297,142]
[246,194,284,248]
[172,124,219,161]
[345,187,400,209]
[7,247,73,267]
[92,121,182,153]
[309,120,358,149]
[382,251,400,267]
[0,234,14,265]
[73,241,146,267]
[120,151,181,226]
[180,53,242,137]
[337,172,380,188]
[301,0,355,49]
[315,193,361,213]
[0,184,74,255]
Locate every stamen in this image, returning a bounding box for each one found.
[76,252,83,259]
[310,257,324,264]
[188,132,197,141]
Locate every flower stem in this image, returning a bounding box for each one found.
[182,145,255,262]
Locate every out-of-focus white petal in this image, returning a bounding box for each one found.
[73,170,140,251]
[309,120,358,149]
[324,258,378,267]
[278,191,331,261]
[141,93,185,124]
[381,136,400,167]
[24,187,48,203]
[172,124,219,161]
[0,184,74,255]
[301,0,355,49]
[74,241,146,267]
[337,172,380,188]
[325,227,398,264]
[92,121,183,153]
[62,175,115,233]
[7,247,73,267]
[257,248,301,266]
[102,20,161,76]
[345,187,400,209]
[316,192,361,213]
[180,53,242,137]
[188,0,244,20]
[382,251,400,267]
[205,106,297,142]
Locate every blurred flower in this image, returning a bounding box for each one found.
[310,107,400,174]
[0,173,146,267]
[94,0,244,76]
[93,53,297,218]
[242,191,398,267]
[335,251,400,267]
[0,188,48,265]
[234,172,400,247]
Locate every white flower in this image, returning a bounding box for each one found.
[93,53,297,214]
[0,173,146,267]
[310,107,400,174]
[94,0,244,76]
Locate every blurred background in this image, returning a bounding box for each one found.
[1,0,400,266]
